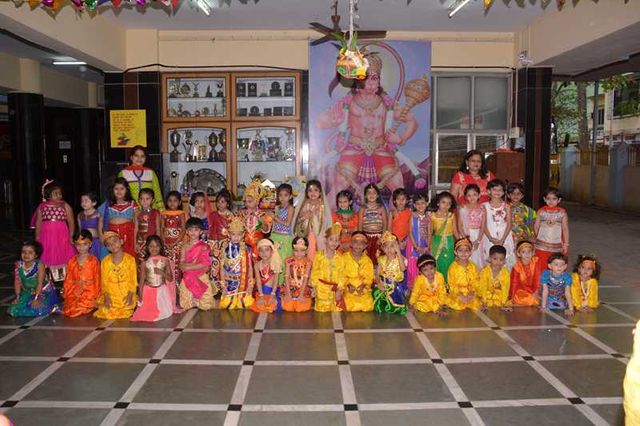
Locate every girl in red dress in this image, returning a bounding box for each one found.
[161,191,187,284]
[135,188,160,262]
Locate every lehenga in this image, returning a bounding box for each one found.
[132,255,181,321]
[8,260,60,317]
[373,255,407,314]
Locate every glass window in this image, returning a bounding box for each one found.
[474,77,508,130]
[474,134,504,156]
[436,77,471,130]
[436,134,469,185]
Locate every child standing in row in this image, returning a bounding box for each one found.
[78,191,102,259]
[271,183,294,276]
[431,191,457,278]
[507,182,536,242]
[62,230,100,318]
[482,179,515,270]
[389,188,412,255]
[136,188,161,261]
[8,241,60,317]
[571,255,600,311]
[534,188,569,268]
[359,184,387,265]
[241,179,271,254]
[282,237,312,312]
[161,191,187,283]
[409,254,447,315]
[332,190,359,253]
[219,217,254,310]
[189,192,210,236]
[406,193,431,286]
[208,189,234,283]
[94,231,137,319]
[457,184,485,268]
[131,235,181,322]
[374,232,408,314]
[179,218,215,311]
[295,179,331,259]
[102,177,138,258]
[342,232,375,312]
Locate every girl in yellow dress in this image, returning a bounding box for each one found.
[94,231,138,319]
[342,232,375,312]
[430,191,458,278]
[409,254,447,316]
[571,255,600,311]
[310,223,345,312]
[478,245,512,311]
[219,217,255,310]
[373,231,408,314]
[446,238,481,311]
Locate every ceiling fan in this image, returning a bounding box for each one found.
[309,0,387,46]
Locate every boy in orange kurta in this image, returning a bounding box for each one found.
[62,230,101,317]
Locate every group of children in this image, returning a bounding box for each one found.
[8,176,601,321]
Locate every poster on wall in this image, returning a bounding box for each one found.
[309,40,431,207]
[109,110,147,148]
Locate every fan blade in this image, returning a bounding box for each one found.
[309,22,334,34]
[310,35,335,46]
[357,31,387,39]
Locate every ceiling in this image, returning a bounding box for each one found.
[99,0,549,32]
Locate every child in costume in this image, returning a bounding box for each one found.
[374,231,408,314]
[430,191,457,278]
[481,179,516,270]
[8,240,60,317]
[332,190,359,253]
[250,238,282,313]
[294,179,332,260]
[534,188,569,268]
[62,230,100,318]
[447,238,481,310]
[409,254,447,316]
[219,217,255,310]
[94,231,138,319]
[33,180,76,277]
[406,193,431,288]
[389,188,412,254]
[358,184,387,265]
[100,177,138,258]
[342,232,375,312]
[189,191,210,237]
[623,319,640,425]
[179,218,216,311]
[571,255,600,311]
[208,189,234,283]
[510,240,542,306]
[507,182,536,243]
[479,245,512,311]
[282,237,313,312]
[78,191,103,259]
[239,179,272,255]
[161,191,187,283]
[132,235,182,322]
[310,223,345,312]
[135,188,161,262]
[271,183,295,279]
[540,253,574,317]
[457,184,485,269]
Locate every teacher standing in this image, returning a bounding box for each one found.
[449,150,495,205]
[118,145,164,211]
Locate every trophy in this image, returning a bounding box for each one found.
[216,82,224,97]
[170,129,182,162]
[168,81,179,98]
[208,131,219,162]
[283,129,295,160]
[184,130,194,162]
[217,130,227,162]
[284,81,294,97]
[193,139,204,162]
[237,138,250,162]
[193,82,200,98]
[250,130,265,161]
[270,81,282,97]
[266,137,281,161]
[197,140,208,161]
[205,85,213,98]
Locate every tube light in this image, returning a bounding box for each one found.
[448,0,471,18]
[53,61,87,65]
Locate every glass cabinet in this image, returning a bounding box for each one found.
[162,73,230,122]
[232,73,300,121]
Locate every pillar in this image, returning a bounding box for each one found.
[9,92,45,228]
[516,67,552,208]
[72,108,104,200]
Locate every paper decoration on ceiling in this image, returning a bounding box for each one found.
[17,0,259,12]
[481,0,629,13]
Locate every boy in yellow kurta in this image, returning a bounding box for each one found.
[478,245,512,311]
[310,223,345,312]
[94,231,138,319]
[447,238,481,310]
[571,255,600,311]
[409,254,447,315]
[342,232,375,312]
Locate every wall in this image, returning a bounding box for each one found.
[623,167,640,211]
[569,165,609,206]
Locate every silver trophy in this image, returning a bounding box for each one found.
[170,129,182,162]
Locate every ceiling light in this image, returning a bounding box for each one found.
[448,0,471,18]
[196,0,211,15]
[53,61,87,65]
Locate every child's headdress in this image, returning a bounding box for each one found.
[454,238,472,251]
[244,178,263,201]
[257,238,282,274]
[101,231,121,243]
[325,222,343,238]
[228,216,245,233]
[293,238,308,250]
[379,231,398,247]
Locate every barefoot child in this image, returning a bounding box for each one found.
[135,188,161,261]
[374,231,408,315]
[342,232,375,312]
[94,231,137,319]
[479,245,512,311]
[310,223,345,312]
[250,239,282,314]
[534,188,569,268]
[62,230,100,317]
[406,193,431,287]
[282,237,313,313]
[481,179,515,270]
[571,255,600,311]
[431,191,457,278]
[409,254,447,316]
[389,188,412,254]
[540,253,574,317]
[447,238,481,311]
[457,184,485,268]
[510,241,542,306]
[179,218,216,311]
[219,217,255,310]
[358,184,387,265]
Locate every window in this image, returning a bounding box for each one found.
[613,80,639,117]
[436,77,471,129]
[596,106,604,129]
[474,77,508,130]
[435,134,469,185]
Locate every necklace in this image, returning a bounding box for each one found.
[580,279,590,308]
[354,94,383,112]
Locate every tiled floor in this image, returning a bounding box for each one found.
[0,204,636,426]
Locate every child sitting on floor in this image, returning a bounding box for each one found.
[571,255,600,311]
[374,231,408,315]
[282,237,313,313]
[409,254,447,316]
[62,230,100,318]
[446,238,481,311]
[342,232,375,313]
[540,253,574,317]
[479,245,512,312]
[510,241,541,306]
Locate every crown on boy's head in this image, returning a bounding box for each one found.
[228,217,245,233]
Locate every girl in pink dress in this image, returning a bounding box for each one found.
[457,184,486,268]
[33,180,76,276]
[131,236,182,322]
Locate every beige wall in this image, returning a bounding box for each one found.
[623,167,640,211]
[570,165,609,206]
